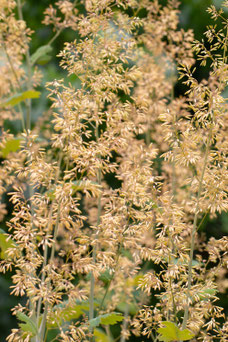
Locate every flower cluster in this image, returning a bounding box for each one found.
[0,1,227,341]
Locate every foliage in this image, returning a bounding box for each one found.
[157,321,194,341]
[0,0,227,342]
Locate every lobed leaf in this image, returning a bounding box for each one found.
[1,138,21,158]
[16,312,38,336]
[117,302,139,315]
[94,328,114,342]
[197,288,218,300]
[0,90,41,107]
[30,45,53,65]
[0,229,16,259]
[89,312,124,328]
[46,180,101,201]
[157,321,194,341]
[47,300,97,328]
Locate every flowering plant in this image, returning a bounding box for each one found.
[0,1,227,341]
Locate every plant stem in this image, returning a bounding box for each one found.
[17,0,32,131]
[120,304,129,342]
[38,202,61,342]
[100,245,121,310]
[47,0,78,46]
[89,122,102,341]
[2,41,22,90]
[36,205,53,326]
[36,154,62,341]
[182,124,213,329]
[2,42,25,130]
[48,28,64,46]
[166,79,177,322]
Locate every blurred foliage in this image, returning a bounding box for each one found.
[180,0,212,39]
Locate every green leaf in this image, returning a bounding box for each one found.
[61,304,89,321]
[99,270,112,284]
[120,248,133,261]
[197,288,218,300]
[94,328,114,342]
[178,329,195,341]
[46,188,55,201]
[221,212,228,233]
[89,312,124,328]
[30,45,53,65]
[18,322,36,335]
[100,313,124,325]
[16,312,38,336]
[116,302,138,315]
[0,228,16,259]
[1,138,21,158]
[176,258,200,267]
[0,90,41,107]
[89,317,101,328]
[36,54,52,65]
[47,305,84,328]
[157,321,194,342]
[47,301,95,328]
[45,180,101,201]
[71,180,100,192]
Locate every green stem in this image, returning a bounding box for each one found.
[48,28,64,46]
[36,205,53,326]
[146,128,150,146]
[100,245,121,310]
[47,0,78,45]
[2,42,25,130]
[89,122,102,341]
[17,0,32,131]
[166,79,177,322]
[120,304,129,342]
[2,41,22,90]
[99,207,133,312]
[38,202,61,341]
[182,125,212,329]
[37,155,62,341]
[167,251,177,323]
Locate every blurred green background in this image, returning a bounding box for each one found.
[0,0,227,341]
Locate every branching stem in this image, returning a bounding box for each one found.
[182,124,213,329]
[17,0,32,131]
[38,202,61,342]
[89,121,102,341]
